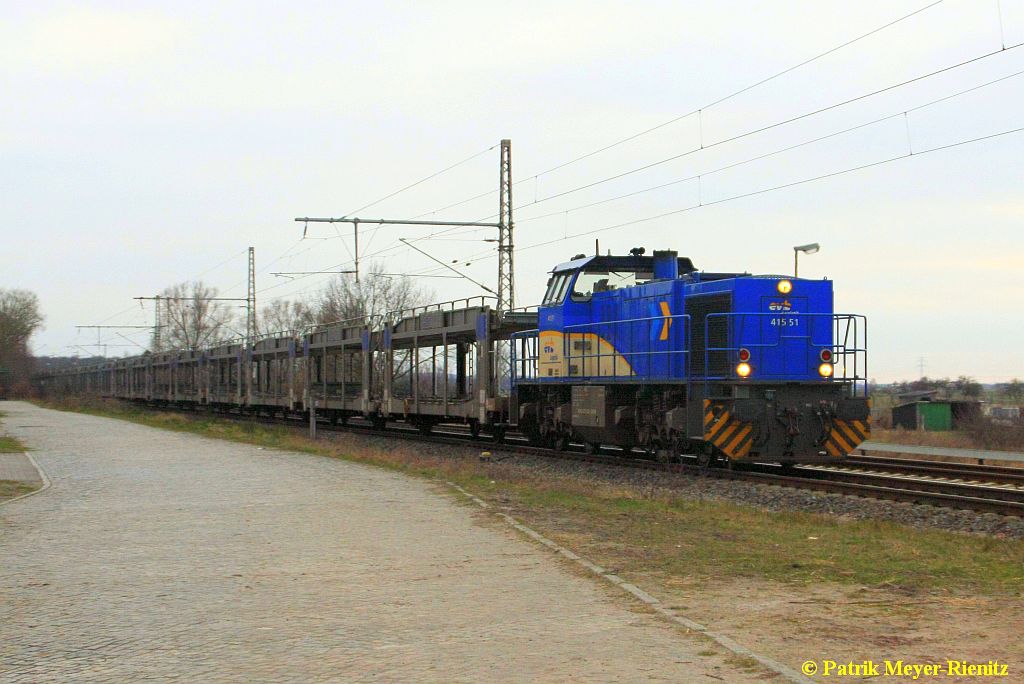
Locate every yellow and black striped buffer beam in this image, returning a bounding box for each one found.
[703,399,754,460]
[823,418,870,457]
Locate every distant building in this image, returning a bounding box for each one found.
[891,399,981,431]
[989,406,1021,422]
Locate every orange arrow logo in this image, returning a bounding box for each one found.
[659,301,672,341]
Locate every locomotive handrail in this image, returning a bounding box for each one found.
[512,311,867,396]
[386,295,497,323]
[510,313,693,385]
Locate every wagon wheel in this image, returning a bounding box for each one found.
[584,441,601,455]
[521,418,544,446]
[492,426,506,444]
[469,420,481,439]
[552,432,569,451]
[696,449,714,469]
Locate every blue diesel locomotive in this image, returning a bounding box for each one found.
[510,248,869,464]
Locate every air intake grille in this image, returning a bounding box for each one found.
[688,293,731,377]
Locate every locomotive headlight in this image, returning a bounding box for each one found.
[736,362,752,378]
[818,362,834,378]
[777,279,793,294]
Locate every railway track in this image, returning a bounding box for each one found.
[146,403,1024,517]
[845,454,1024,485]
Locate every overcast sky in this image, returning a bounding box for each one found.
[3,1,1023,381]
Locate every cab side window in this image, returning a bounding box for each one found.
[571,271,609,302]
[570,269,646,302]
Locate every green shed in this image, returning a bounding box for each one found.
[891,400,979,431]
[916,402,952,431]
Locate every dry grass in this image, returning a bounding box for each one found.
[38,398,1024,596]
[872,425,1024,462]
[872,427,980,450]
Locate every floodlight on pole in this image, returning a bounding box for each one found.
[793,242,820,277]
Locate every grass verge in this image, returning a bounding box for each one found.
[0,420,39,502]
[37,398,1024,596]
[0,480,38,501]
[0,435,28,453]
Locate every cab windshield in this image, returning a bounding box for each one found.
[542,273,573,305]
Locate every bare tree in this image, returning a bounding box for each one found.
[0,289,43,350]
[159,281,239,351]
[954,375,983,399]
[259,299,316,336]
[314,262,434,398]
[0,289,44,396]
[316,261,432,326]
[1006,379,1024,402]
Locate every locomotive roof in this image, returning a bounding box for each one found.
[551,254,697,274]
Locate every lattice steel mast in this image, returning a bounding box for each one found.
[497,139,514,311]
[246,246,257,344]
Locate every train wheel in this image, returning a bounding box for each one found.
[584,441,601,455]
[492,426,506,444]
[469,420,480,439]
[417,421,433,436]
[552,433,569,451]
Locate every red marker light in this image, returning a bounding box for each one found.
[738,348,751,362]
[820,349,833,362]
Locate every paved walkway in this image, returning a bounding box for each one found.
[0,402,754,682]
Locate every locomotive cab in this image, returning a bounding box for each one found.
[536,251,696,380]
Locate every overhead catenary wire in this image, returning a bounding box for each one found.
[410,121,1024,273]
[123,5,1017,315]
[509,41,1024,215]
[400,38,1024,250]
[512,67,1024,225]
[292,142,498,291]
[342,144,497,217]
[255,53,1024,305]
[405,0,950,220]
[514,125,1024,254]
[64,246,256,353]
[523,0,950,180]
